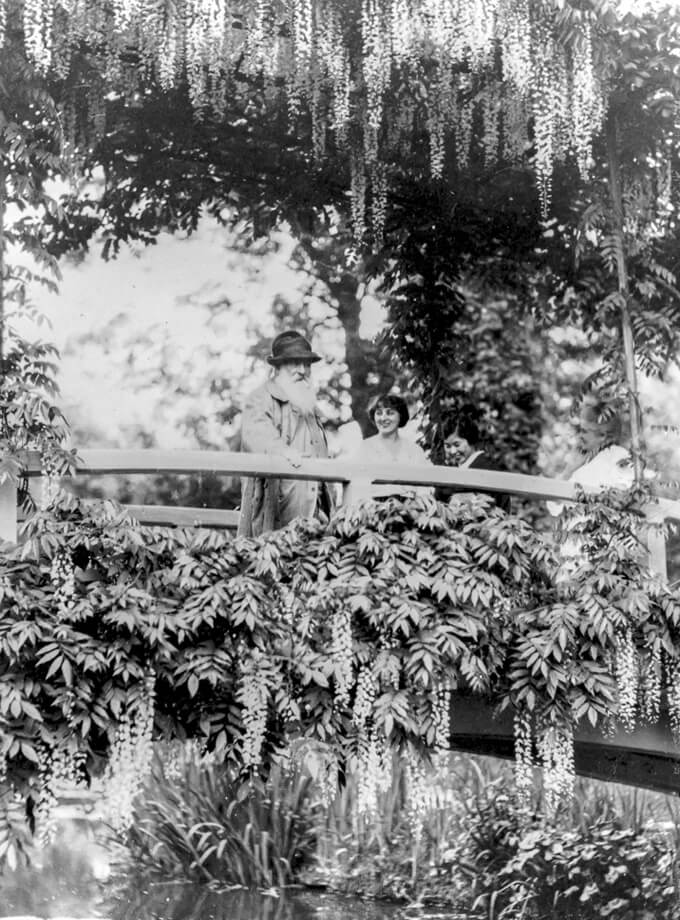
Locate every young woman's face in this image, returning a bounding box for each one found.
[444,433,471,463]
[374,404,401,436]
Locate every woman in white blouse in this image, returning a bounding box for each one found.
[547,397,661,575]
[546,400,640,517]
[343,393,432,504]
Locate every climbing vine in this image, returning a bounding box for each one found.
[0,20,78,511]
[0,483,679,857]
[1,0,655,233]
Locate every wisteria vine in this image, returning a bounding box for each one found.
[1,485,680,842]
[2,0,613,232]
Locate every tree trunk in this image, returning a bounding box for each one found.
[606,110,643,483]
[295,232,395,437]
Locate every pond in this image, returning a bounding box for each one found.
[1,878,465,920]
[0,819,465,920]
[104,883,464,920]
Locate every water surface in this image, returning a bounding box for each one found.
[0,819,465,920]
[105,884,423,920]
[2,876,466,920]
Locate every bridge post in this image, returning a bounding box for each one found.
[0,475,17,544]
[646,505,667,581]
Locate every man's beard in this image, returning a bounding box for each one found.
[277,373,318,414]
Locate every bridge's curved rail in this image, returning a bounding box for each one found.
[5,447,678,573]
[3,447,680,792]
[449,697,680,794]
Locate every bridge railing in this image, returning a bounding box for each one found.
[1,448,679,578]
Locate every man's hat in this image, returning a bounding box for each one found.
[267,330,322,366]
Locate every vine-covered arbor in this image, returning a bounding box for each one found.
[2,0,679,471]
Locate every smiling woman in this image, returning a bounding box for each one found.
[343,393,432,503]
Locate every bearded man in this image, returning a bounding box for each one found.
[238,330,334,537]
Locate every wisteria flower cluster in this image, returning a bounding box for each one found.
[3,0,613,232]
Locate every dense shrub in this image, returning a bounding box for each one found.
[463,791,679,920]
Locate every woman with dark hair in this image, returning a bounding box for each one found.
[437,409,511,513]
[343,393,432,503]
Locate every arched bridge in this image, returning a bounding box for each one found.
[2,448,680,794]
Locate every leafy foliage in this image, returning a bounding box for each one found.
[0,18,78,507]
[114,743,317,887]
[108,747,680,914]
[0,483,679,848]
[377,176,547,470]
[0,333,73,511]
[309,751,511,903]
[462,790,679,919]
[9,0,629,219]
[0,33,66,242]
[17,4,677,475]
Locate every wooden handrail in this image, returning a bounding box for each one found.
[16,502,241,530]
[125,505,240,528]
[2,450,678,562]
[18,448,680,512]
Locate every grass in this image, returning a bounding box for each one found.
[304,752,680,911]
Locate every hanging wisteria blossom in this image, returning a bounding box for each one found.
[4,0,610,233]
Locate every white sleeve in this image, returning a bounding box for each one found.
[548,449,632,516]
[546,458,593,516]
